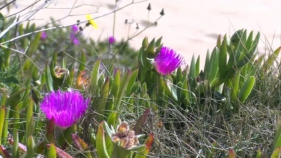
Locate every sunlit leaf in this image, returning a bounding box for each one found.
[27,136,35,157]
[135,133,154,158]
[238,76,255,103]
[47,144,73,158]
[0,106,5,144]
[228,149,235,158]
[96,121,110,158]
[256,148,262,158]
[47,143,56,158]
[271,147,281,158]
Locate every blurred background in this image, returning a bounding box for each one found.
[4,0,281,68]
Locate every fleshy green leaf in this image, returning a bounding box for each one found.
[97,78,110,121]
[12,103,20,157]
[45,64,54,92]
[47,143,56,158]
[135,133,154,158]
[164,81,178,101]
[238,76,255,103]
[111,69,120,98]
[25,30,41,56]
[208,47,219,87]
[195,55,200,76]
[216,34,221,47]
[204,50,210,79]
[145,38,155,58]
[127,69,139,94]
[0,106,5,144]
[230,70,240,100]
[246,31,254,50]
[142,37,148,48]
[155,37,162,47]
[107,112,118,128]
[2,105,9,146]
[116,70,132,109]
[27,136,35,157]
[219,35,228,79]
[26,98,34,139]
[228,149,235,158]
[188,55,196,79]
[78,52,86,72]
[96,121,110,158]
[272,124,281,152]
[271,147,281,158]
[48,144,73,158]
[176,66,183,82]
[256,148,262,158]
[90,60,101,88]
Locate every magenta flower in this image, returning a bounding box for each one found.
[153,47,184,75]
[40,31,47,40]
[71,25,79,32]
[40,90,89,128]
[70,25,79,45]
[108,36,115,44]
[70,35,79,45]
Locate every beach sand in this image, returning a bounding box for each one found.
[4,0,281,68]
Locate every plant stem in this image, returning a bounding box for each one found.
[113,2,117,37]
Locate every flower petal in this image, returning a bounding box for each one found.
[86,14,98,29]
[40,90,89,128]
[154,47,184,75]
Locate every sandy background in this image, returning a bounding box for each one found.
[3,0,281,68]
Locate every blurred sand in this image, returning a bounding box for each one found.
[4,0,281,68]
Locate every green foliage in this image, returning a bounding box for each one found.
[0,106,5,145]
[0,9,153,157]
[184,29,261,112]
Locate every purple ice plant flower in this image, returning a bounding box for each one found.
[40,31,47,40]
[70,35,79,45]
[40,90,90,129]
[108,36,115,44]
[153,46,184,75]
[71,25,79,32]
[70,25,79,45]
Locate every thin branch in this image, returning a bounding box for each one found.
[0,0,53,39]
[128,16,162,40]
[0,0,16,10]
[61,50,92,71]
[0,0,147,45]
[5,0,41,18]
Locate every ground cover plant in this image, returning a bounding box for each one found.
[1,1,281,158]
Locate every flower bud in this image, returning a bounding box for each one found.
[147,3,151,11]
[160,8,165,16]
